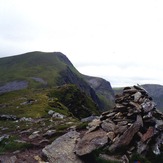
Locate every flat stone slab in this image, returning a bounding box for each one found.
[75,129,108,156]
[42,131,83,163]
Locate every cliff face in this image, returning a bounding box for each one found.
[83,75,115,110]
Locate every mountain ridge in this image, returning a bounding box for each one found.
[0,51,114,111]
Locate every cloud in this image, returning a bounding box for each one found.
[77,63,163,87]
[0,0,163,86]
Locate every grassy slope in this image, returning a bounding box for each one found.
[0,51,68,86]
[48,84,100,119]
[0,86,93,155]
[0,89,51,118]
[0,84,99,119]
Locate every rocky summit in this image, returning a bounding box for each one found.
[42,85,163,163]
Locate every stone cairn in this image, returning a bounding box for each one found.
[75,85,163,162]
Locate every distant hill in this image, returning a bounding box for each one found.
[0,51,114,111]
[113,84,163,112]
[142,84,163,111]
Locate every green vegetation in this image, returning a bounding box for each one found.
[97,94,114,110]
[0,83,99,120]
[0,51,69,87]
[48,84,99,119]
[0,89,50,118]
[0,136,32,154]
[76,122,88,131]
[0,51,115,111]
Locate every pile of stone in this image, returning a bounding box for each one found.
[42,85,163,163]
[75,85,163,162]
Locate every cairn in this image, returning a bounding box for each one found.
[75,85,163,162]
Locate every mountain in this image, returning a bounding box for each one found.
[0,51,114,111]
[113,84,163,112]
[83,75,115,109]
[0,52,162,162]
[0,51,115,160]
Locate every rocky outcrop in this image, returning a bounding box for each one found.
[0,114,18,121]
[0,81,28,94]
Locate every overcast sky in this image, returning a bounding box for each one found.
[0,0,163,87]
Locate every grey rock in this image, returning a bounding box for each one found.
[0,114,18,121]
[101,121,115,132]
[155,119,163,131]
[109,115,143,152]
[152,133,163,155]
[20,99,36,105]
[75,129,108,156]
[86,119,101,133]
[52,112,65,119]
[81,115,99,122]
[107,132,115,141]
[0,155,17,163]
[42,131,83,163]
[48,110,54,115]
[0,81,28,94]
[19,117,33,122]
[29,131,40,139]
[133,91,142,102]
[137,141,149,154]
[114,125,128,135]
[43,130,56,138]
[141,100,156,113]
[117,120,128,126]
[0,134,9,142]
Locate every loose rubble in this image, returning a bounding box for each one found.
[74,85,163,162]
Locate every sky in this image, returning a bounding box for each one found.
[0,0,163,87]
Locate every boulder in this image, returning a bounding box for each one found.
[42,131,83,163]
[0,155,17,163]
[75,129,108,156]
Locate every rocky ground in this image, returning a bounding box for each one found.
[0,109,84,163]
[42,85,163,163]
[0,85,162,163]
